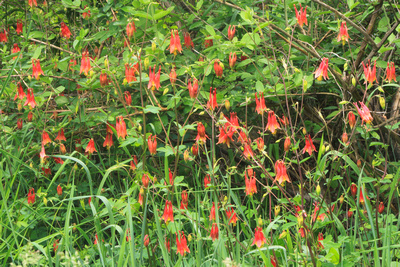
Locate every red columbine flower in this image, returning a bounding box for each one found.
[314,58,329,81]
[245,169,257,196]
[57,184,62,196]
[342,132,349,145]
[143,234,150,247]
[184,32,194,49]
[195,122,208,144]
[80,51,91,76]
[228,25,236,41]
[116,116,127,140]
[191,142,199,156]
[168,168,174,186]
[28,0,37,7]
[265,111,281,134]
[252,227,267,248]
[386,62,396,83]
[225,207,238,225]
[359,187,369,205]
[256,137,264,151]
[204,174,211,188]
[12,43,21,59]
[302,134,317,155]
[82,6,91,19]
[354,101,373,125]
[350,183,357,197]
[317,233,324,249]
[55,128,66,142]
[100,73,109,86]
[255,92,267,115]
[214,59,223,78]
[124,91,132,106]
[348,111,356,129]
[188,78,199,99]
[207,87,217,111]
[243,142,254,159]
[210,223,219,241]
[148,65,161,91]
[229,52,237,68]
[14,82,26,101]
[362,60,377,85]
[39,145,47,163]
[125,63,137,83]
[53,157,64,164]
[130,155,138,171]
[0,29,8,43]
[162,200,174,224]
[16,20,23,35]
[169,68,177,86]
[204,36,213,48]
[42,167,51,176]
[337,21,349,45]
[176,231,190,256]
[103,132,113,149]
[24,88,36,109]
[60,22,71,39]
[32,59,44,80]
[378,202,384,214]
[217,124,235,148]
[126,21,136,39]
[27,188,35,204]
[284,136,291,152]
[294,4,307,28]
[180,190,188,209]
[85,139,97,155]
[148,134,157,155]
[42,131,52,146]
[27,111,33,122]
[138,189,144,206]
[142,173,150,189]
[275,160,291,185]
[53,239,59,252]
[17,118,23,129]
[209,202,216,221]
[169,30,182,55]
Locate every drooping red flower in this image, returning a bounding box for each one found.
[210,223,219,241]
[32,59,44,80]
[138,189,143,206]
[317,233,324,249]
[130,155,138,171]
[12,43,21,59]
[188,78,199,99]
[42,131,52,146]
[16,20,23,35]
[195,122,208,144]
[42,167,51,176]
[245,169,257,196]
[85,138,97,154]
[350,183,357,197]
[191,142,199,156]
[0,29,8,43]
[207,87,217,110]
[176,231,190,256]
[284,136,291,152]
[228,25,236,41]
[14,82,26,101]
[225,207,238,225]
[24,88,36,109]
[80,51,91,76]
[354,101,373,125]
[147,65,161,91]
[169,30,182,55]
[299,228,306,238]
[294,4,307,28]
[100,73,109,86]
[165,238,171,253]
[180,190,188,209]
[28,0,37,7]
[314,58,329,81]
[27,111,33,122]
[57,184,62,196]
[348,210,353,218]
[184,32,194,49]
[204,174,211,188]
[252,227,267,248]
[256,137,264,151]
[217,123,235,148]
[204,36,213,48]
[265,110,281,134]
[116,116,127,140]
[126,21,136,39]
[143,234,150,247]
[243,142,254,159]
[82,6,91,19]
[275,160,291,185]
[125,63,137,83]
[386,62,396,83]
[162,200,174,224]
[214,59,223,78]
[60,22,72,39]
[209,202,216,221]
[39,145,47,163]
[359,187,369,205]
[362,60,377,85]
[55,128,66,142]
[17,118,23,129]
[229,52,237,68]
[302,134,317,155]
[148,134,157,155]
[169,68,177,86]
[103,132,114,149]
[378,202,384,214]
[168,168,174,186]
[124,91,132,106]
[53,157,64,164]
[337,21,349,45]
[27,188,35,204]
[348,111,356,129]
[342,132,349,145]
[255,92,267,115]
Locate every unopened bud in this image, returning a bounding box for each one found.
[342,132,348,144]
[225,99,230,111]
[274,205,281,217]
[379,96,385,109]
[339,194,344,204]
[43,197,48,206]
[352,77,356,87]
[297,214,303,226]
[284,136,291,152]
[279,230,287,239]
[144,58,149,69]
[184,149,190,162]
[257,216,263,227]
[302,128,307,135]
[104,58,109,68]
[378,86,384,93]
[357,159,361,169]
[316,184,321,196]
[163,88,169,95]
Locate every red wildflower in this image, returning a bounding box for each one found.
[56,128,66,142]
[100,73,109,86]
[348,111,356,129]
[359,187,369,205]
[53,239,59,252]
[184,32,194,49]
[255,92,267,115]
[53,157,64,164]
[14,82,26,101]
[302,135,317,155]
[165,238,171,253]
[299,228,306,238]
[386,62,396,83]
[314,58,329,81]
[225,207,238,225]
[17,118,23,129]
[130,155,138,171]
[362,60,377,85]
[204,174,211,188]
[169,30,182,55]
[125,63,137,83]
[342,132,349,144]
[24,88,36,109]
[354,101,373,125]
[284,136,291,152]
[275,160,291,185]
[195,122,208,144]
[176,231,190,256]
[294,4,307,28]
[32,59,44,80]
[82,6,91,19]
[191,142,199,156]
[162,200,174,224]
[348,210,353,218]
[337,21,349,45]
[138,189,143,206]
[16,20,23,35]
[378,202,384,214]
[317,233,324,249]
[28,0,37,7]
[169,68,177,86]
[60,22,71,39]
[124,91,132,106]
[148,134,157,155]
[350,183,357,197]
[103,132,113,149]
[229,52,237,68]
[141,174,149,189]
[188,78,199,99]
[228,25,236,41]
[85,139,97,154]
[42,131,52,146]
[39,145,47,163]
[12,43,21,59]
[57,184,62,196]
[0,29,7,43]
[88,196,92,206]
[180,190,188,210]
[265,110,280,134]
[126,22,136,39]
[245,169,257,196]
[256,137,264,151]
[214,59,223,78]
[116,116,127,140]
[204,36,213,48]
[143,235,150,247]
[27,111,33,122]
[217,124,235,148]
[80,51,91,76]
[207,87,217,110]
[209,202,216,221]
[147,65,161,91]
[252,227,267,248]
[27,188,35,204]
[210,223,219,241]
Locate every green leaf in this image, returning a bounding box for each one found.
[205,25,216,37]
[55,96,69,106]
[143,105,161,114]
[255,80,264,92]
[326,247,340,265]
[32,46,42,59]
[153,6,174,20]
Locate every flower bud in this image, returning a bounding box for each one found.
[352,77,356,86]
[184,149,190,162]
[378,202,384,214]
[284,136,291,152]
[348,210,353,218]
[144,234,150,247]
[257,216,263,227]
[339,194,344,204]
[297,214,303,226]
[225,99,230,111]
[43,197,48,206]
[302,79,307,92]
[302,128,307,135]
[357,159,361,169]
[274,205,280,217]
[279,230,287,239]
[316,184,321,196]
[379,96,385,109]
[342,132,348,144]
[104,58,109,68]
